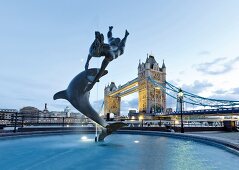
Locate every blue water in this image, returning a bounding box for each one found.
[0,134,238,170]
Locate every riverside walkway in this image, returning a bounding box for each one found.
[189,131,239,147]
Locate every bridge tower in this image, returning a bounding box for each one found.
[104,82,121,117]
[138,55,166,114]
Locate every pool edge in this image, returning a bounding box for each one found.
[1,130,239,154]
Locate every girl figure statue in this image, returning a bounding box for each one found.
[85,26,129,91]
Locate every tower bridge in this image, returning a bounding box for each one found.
[104,54,239,117]
[104,55,166,116]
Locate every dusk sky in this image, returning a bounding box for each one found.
[1,0,239,114]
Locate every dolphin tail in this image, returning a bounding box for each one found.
[53,90,67,100]
[98,122,127,141]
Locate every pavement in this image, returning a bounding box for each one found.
[188,131,239,146]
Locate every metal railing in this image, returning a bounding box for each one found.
[1,114,238,132]
[0,114,93,132]
[117,119,226,128]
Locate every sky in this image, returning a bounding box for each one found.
[0,0,239,114]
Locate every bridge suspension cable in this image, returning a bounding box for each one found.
[148,77,239,108]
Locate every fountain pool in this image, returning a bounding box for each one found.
[0,133,238,170]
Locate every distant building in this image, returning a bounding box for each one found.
[39,103,50,118]
[64,106,71,117]
[1,105,84,125]
[19,106,40,122]
[0,109,18,124]
[19,106,39,116]
[42,103,49,114]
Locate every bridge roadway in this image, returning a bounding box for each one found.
[168,107,239,116]
[108,77,138,97]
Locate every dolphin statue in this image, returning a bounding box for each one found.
[53,68,126,141]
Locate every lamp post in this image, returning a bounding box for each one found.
[154,87,160,115]
[178,88,184,133]
[154,88,156,114]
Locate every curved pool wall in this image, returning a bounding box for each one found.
[1,130,239,153]
[0,132,238,170]
[118,130,239,155]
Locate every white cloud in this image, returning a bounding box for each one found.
[195,56,239,75]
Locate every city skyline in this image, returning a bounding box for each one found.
[1,0,239,114]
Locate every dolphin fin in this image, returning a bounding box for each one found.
[98,122,127,141]
[53,90,67,100]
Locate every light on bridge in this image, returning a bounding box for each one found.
[139,115,144,120]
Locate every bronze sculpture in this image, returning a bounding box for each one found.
[85,26,129,91]
[54,26,129,141]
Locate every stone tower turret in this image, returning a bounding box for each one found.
[104,82,121,117]
[138,55,166,114]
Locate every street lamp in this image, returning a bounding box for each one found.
[154,87,160,115]
[139,115,144,127]
[178,88,184,133]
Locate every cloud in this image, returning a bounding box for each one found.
[210,87,239,101]
[198,51,210,55]
[182,80,213,94]
[179,71,185,75]
[16,97,38,102]
[232,87,239,94]
[207,93,239,102]
[120,101,130,114]
[166,96,176,110]
[128,98,138,108]
[119,98,138,115]
[165,80,213,109]
[51,103,69,109]
[168,80,213,95]
[195,56,239,75]
[213,89,229,95]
